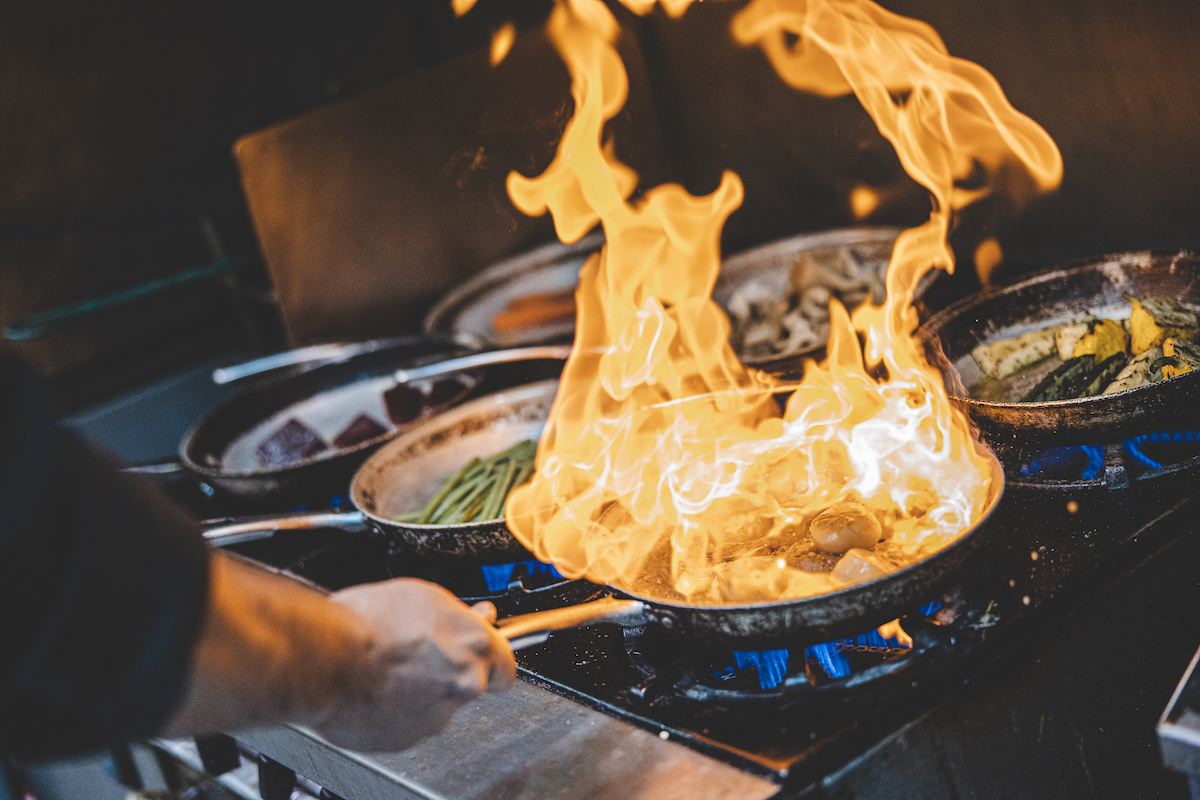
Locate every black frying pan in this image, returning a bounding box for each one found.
[918,250,1200,447]
[494,475,1001,650]
[207,376,1004,648]
[175,336,476,503]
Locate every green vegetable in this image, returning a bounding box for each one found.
[1022,355,1095,402]
[400,440,538,525]
[1082,354,1127,397]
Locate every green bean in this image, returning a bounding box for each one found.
[441,473,494,524]
[482,459,518,521]
[415,460,473,524]
[428,473,482,523]
[1083,354,1127,396]
[399,440,538,525]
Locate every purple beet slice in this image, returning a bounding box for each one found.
[256,418,328,468]
[425,377,466,409]
[333,413,388,449]
[383,383,424,425]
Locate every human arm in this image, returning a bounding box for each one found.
[0,350,514,756]
[161,554,516,751]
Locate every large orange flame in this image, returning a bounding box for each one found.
[503,0,1060,604]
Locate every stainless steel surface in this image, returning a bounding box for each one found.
[391,345,572,384]
[497,597,648,650]
[211,334,482,384]
[120,460,187,475]
[235,681,781,800]
[201,511,366,546]
[211,343,359,384]
[1159,645,1200,779]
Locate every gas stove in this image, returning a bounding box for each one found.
[64,358,1200,799]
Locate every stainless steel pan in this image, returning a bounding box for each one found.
[177,336,477,503]
[493,475,1000,649]
[918,250,1200,447]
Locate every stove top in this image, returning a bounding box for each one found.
[73,359,1200,798]
[219,468,1200,793]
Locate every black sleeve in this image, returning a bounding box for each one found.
[0,352,210,758]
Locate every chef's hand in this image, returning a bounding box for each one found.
[314,579,516,751]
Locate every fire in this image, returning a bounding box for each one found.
[501,0,1060,605]
[490,22,517,66]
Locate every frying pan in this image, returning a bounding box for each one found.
[207,375,1004,648]
[493,474,1001,650]
[918,250,1200,447]
[712,226,904,374]
[175,336,477,503]
[425,227,926,376]
[202,369,566,562]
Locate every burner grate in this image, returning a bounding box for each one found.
[1019,430,1200,481]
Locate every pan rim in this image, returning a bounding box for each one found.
[179,352,479,481]
[603,462,1004,614]
[352,379,560,531]
[919,247,1200,411]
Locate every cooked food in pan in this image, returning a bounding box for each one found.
[229,374,476,473]
[968,294,1198,402]
[725,247,887,361]
[970,326,1059,380]
[255,418,329,469]
[492,288,577,333]
[395,439,537,525]
[332,414,389,449]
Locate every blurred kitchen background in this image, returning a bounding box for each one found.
[1,0,1197,409]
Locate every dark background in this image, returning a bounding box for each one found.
[1,0,1197,408]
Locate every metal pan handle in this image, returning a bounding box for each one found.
[201,510,366,547]
[210,333,480,384]
[391,345,572,384]
[211,343,359,385]
[495,596,648,650]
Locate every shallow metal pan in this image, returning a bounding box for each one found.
[918,250,1200,447]
[423,233,603,349]
[497,474,1001,649]
[350,379,559,560]
[178,336,477,503]
[426,227,915,375]
[349,378,1004,647]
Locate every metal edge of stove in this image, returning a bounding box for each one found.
[231,680,783,800]
[1159,644,1200,780]
[515,665,800,782]
[148,739,261,800]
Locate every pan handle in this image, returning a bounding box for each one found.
[495,596,648,650]
[211,343,361,385]
[391,345,572,384]
[121,459,187,476]
[201,510,366,547]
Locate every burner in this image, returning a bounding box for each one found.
[199,453,1200,787]
[1020,430,1200,482]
